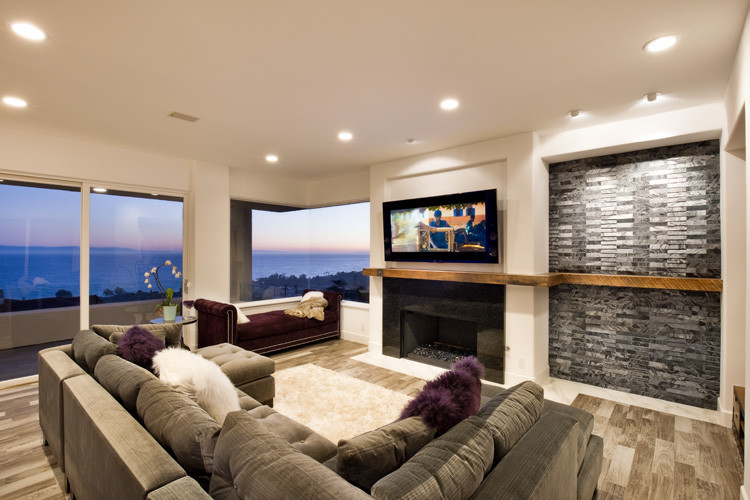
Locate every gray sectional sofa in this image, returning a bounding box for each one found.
[38,328,602,500]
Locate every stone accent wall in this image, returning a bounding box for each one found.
[548,141,721,408]
[549,140,720,277]
[549,285,721,408]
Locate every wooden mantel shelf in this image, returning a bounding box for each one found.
[363,268,723,292]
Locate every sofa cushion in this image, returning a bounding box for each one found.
[370,416,493,500]
[248,405,336,462]
[137,379,222,480]
[477,381,544,463]
[94,354,157,414]
[92,323,182,348]
[543,399,595,470]
[117,326,165,370]
[400,356,484,434]
[71,329,118,374]
[336,416,437,492]
[210,410,372,500]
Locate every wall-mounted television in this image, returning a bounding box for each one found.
[383,189,499,263]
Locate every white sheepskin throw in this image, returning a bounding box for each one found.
[151,348,240,424]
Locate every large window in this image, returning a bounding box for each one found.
[0,180,81,356]
[0,179,184,380]
[231,201,369,303]
[89,189,184,325]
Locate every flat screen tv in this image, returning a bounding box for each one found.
[383,189,499,263]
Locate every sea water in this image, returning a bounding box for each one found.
[0,246,369,300]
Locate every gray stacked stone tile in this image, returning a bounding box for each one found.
[548,141,721,408]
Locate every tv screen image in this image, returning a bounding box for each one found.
[383,189,499,263]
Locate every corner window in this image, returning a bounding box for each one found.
[230,201,369,303]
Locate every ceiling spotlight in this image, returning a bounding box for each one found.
[265,154,279,163]
[338,131,353,141]
[569,109,582,118]
[11,22,47,41]
[2,96,27,108]
[644,35,677,53]
[406,138,417,144]
[92,187,107,193]
[644,92,661,102]
[440,98,459,111]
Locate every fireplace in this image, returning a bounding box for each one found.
[382,277,504,383]
[402,311,478,368]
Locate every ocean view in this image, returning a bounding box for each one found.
[0,246,369,301]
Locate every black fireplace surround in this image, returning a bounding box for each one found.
[382,277,504,383]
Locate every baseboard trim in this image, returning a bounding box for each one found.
[0,374,38,390]
[340,330,369,345]
[718,396,734,428]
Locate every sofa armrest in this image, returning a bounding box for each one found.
[195,299,237,347]
[470,411,579,500]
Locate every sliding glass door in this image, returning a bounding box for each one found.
[0,180,81,363]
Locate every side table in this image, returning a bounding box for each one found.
[150,315,197,326]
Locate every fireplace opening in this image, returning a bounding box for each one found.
[401,310,478,369]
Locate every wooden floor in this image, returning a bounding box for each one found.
[0,339,744,499]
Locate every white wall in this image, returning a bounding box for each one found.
[723,6,750,496]
[368,132,551,383]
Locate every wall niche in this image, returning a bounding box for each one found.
[548,140,721,408]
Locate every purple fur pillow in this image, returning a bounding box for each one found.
[400,356,484,434]
[118,326,165,370]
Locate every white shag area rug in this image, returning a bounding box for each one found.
[273,364,412,444]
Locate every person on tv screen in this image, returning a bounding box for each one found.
[425,209,452,249]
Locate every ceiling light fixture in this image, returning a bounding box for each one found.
[92,187,108,193]
[265,154,279,163]
[338,131,353,141]
[11,22,47,41]
[440,98,459,110]
[406,138,417,144]
[3,96,27,108]
[644,92,661,102]
[644,35,677,53]
[569,109,582,118]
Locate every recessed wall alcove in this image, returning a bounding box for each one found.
[382,277,504,383]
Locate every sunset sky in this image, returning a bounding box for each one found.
[252,202,369,253]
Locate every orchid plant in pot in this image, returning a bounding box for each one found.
[144,260,182,322]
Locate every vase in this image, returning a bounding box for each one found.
[162,305,178,322]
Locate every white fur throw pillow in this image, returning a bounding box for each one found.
[301,291,324,301]
[152,348,240,424]
[236,308,251,324]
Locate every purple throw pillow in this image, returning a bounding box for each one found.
[400,356,484,434]
[118,326,165,370]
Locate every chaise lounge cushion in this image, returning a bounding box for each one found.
[236,309,338,341]
[210,410,372,500]
[370,416,494,500]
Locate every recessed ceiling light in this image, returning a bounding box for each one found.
[644,92,662,102]
[2,96,27,108]
[11,22,46,41]
[440,98,459,111]
[338,131,353,141]
[569,109,582,118]
[644,35,677,53]
[265,154,279,163]
[92,187,107,193]
[406,138,417,144]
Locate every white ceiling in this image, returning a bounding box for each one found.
[1,1,748,180]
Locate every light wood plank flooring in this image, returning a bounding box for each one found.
[0,339,743,499]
